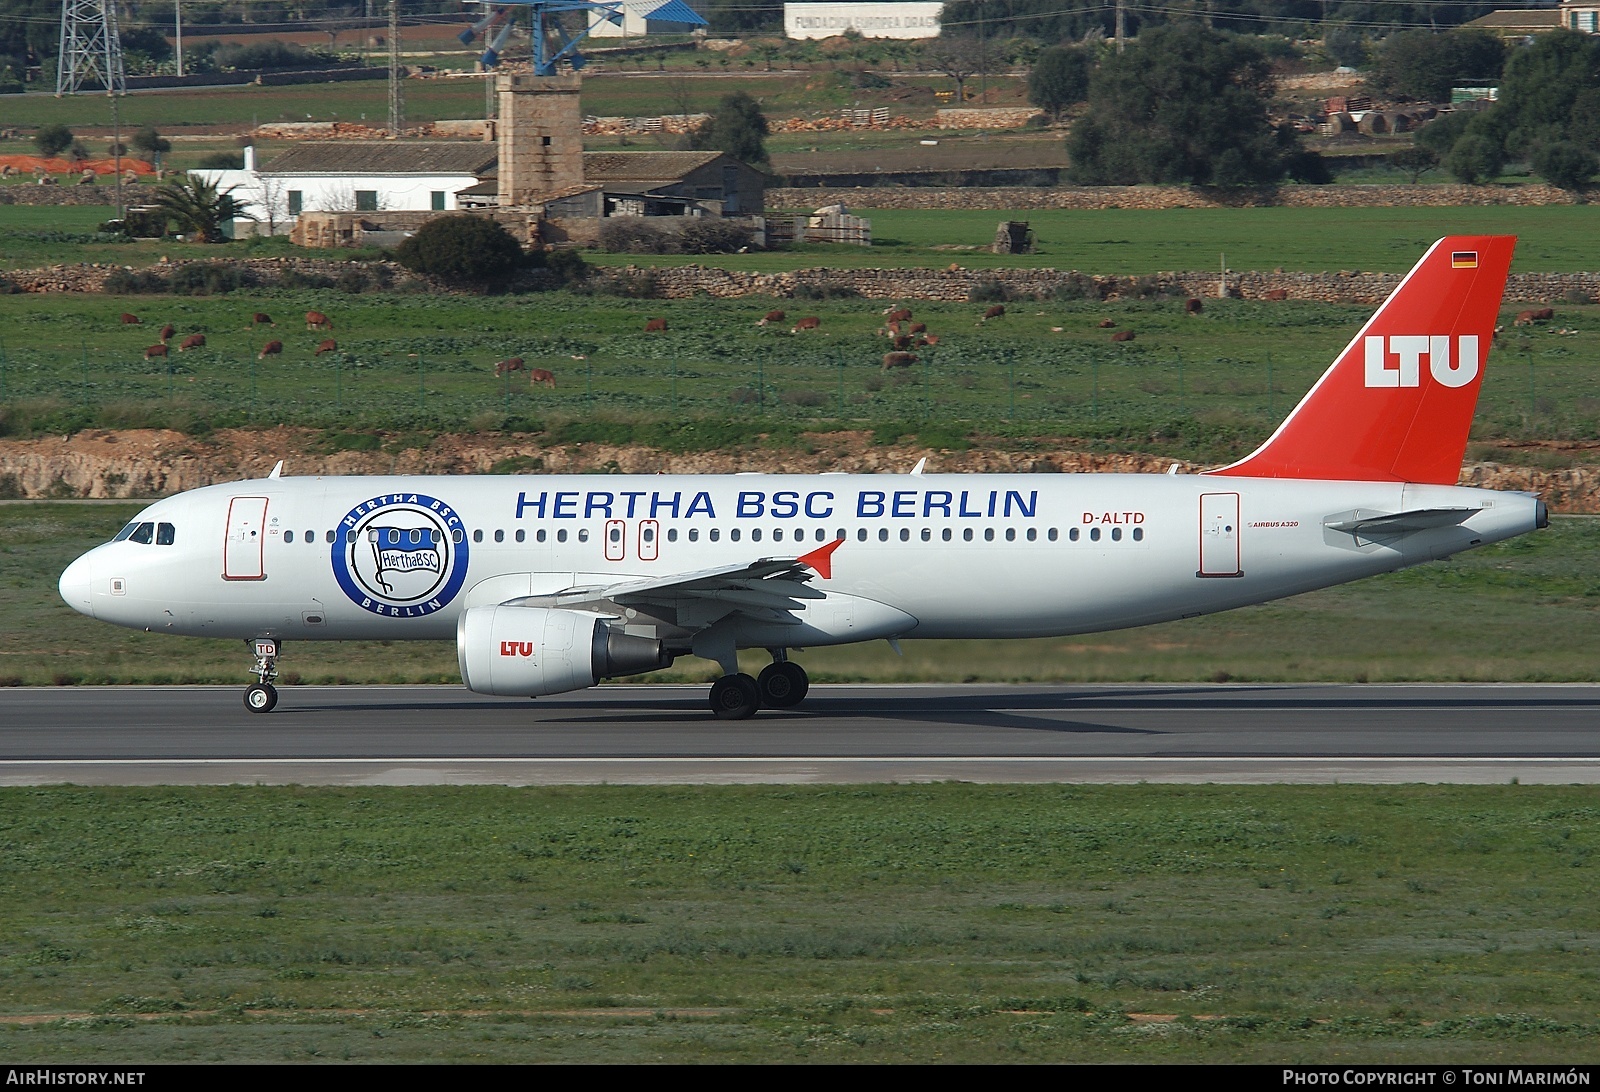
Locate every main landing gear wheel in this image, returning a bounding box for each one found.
[244,682,278,713]
[757,661,809,707]
[709,673,760,720]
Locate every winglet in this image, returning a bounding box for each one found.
[796,538,844,579]
[268,460,284,479]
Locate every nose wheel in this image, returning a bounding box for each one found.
[244,637,281,714]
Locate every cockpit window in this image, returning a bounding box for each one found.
[113,523,138,542]
[128,522,154,544]
[156,522,175,546]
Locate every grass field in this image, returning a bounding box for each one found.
[2,783,1598,1062]
[2,283,1595,456]
[5,503,1597,687]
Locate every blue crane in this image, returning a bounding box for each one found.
[459,1,626,74]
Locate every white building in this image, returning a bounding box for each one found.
[783,2,942,40]
[193,143,497,235]
[587,0,708,38]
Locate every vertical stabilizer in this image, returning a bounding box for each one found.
[1208,235,1515,485]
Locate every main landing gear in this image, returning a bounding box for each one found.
[708,651,810,720]
[243,637,280,713]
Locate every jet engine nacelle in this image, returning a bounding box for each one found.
[457,605,671,697]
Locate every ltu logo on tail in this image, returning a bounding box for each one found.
[1364,335,1479,389]
[500,641,534,658]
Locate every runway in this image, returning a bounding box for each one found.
[2,683,1599,786]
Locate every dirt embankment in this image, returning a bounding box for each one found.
[2,428,1595,511]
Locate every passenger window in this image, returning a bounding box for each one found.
[643,526,655,543]
[1133,527,1144,542]
[941,528,951,542]
[1005,528,1016,542]
[537,529,547,543]
[1070,527,1081,541]
[873,528,884,542]
[558,529,568,543]
[984,528,995,542]
[609,526,621,543]
[494,529,505,543]
[921,528,931,542]
[895,528,906,542]
[689,528,699,542]
[857,528,867,542]
[668,528,678,542]
[771,528,782,542]
[325,530,336,544]
[516,529,526,543]
[963,528,973,542]
[1112,527,1122,541]
[578,529,589,542]
[129,522,154,544]
[730,529,741,542]
[1090,527,1101,541]
[452,529,464,544]
[710,529,719,542]
[1048,528,1058,542]
[750,529,761,542]
[1026,528,1037,542]
[835,529,845,541]
[817,529,827,542]
[305,530,315,544]
[473,529,483,543]
[284,530,294,544]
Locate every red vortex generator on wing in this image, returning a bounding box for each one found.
[1209,235,1516,485]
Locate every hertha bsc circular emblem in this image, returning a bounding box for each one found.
[331,493,469,617]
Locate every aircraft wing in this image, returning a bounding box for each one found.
[543,539,842,625]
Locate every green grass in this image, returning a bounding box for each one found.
[2,783,1599,1062]
[1,286,1595,452]
[5,504,1597,687]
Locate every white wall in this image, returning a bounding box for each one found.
[191,163,482,232]
[784,2,942,40]
[588,2,652,37]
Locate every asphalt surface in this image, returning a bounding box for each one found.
[2,683,1599,785]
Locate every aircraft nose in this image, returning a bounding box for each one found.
[58,552,96,619]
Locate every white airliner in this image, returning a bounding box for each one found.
[58,236,1545,717]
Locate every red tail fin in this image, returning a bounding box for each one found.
[1208,235,1515,485]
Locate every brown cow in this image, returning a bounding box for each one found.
[1111,330,1135,343]
[1184,297,1203,315]
[314,339,338,356]
[528,368,557,389]
[908,322,927,335]
[1264,288,1289,302]
[918,334,940,347]
[1514,310,1537,326]
[891,335,914,351]
[981,305,1006,322]
[882,351,919,370]
[251,312,275,328]
[305,311,333,332]
[143,344,168,360]
[643,317,668,332]
[178,333,205,351]
[1097,319,1118,328]
[792,316,821,332]
[258,340,283,360]
[1532,307,1555,321]
[158,323,175,342]
[118,313,140,325]
[757,310,785,326]
[494,357,526,377]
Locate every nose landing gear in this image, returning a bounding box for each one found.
[243,637,280,713]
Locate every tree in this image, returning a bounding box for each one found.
[924,34,987,103]
[130,125,171,170]
[1027,46,1093,122]
[1065,24,1297,187]
[149,174,257,243]
[1530,141,1598,191]
[1389,145,1440,183]
[1323,25,1367,69]
[688,90,770,168]
[34,124,73,158]
[392,215,528,285]
[1369,30,1505,103]
[1444,132,1505,184]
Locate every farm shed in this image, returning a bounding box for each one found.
[587,0,708,36]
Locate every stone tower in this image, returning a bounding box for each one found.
[497,73,584,207]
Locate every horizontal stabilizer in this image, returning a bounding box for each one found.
[1325,507,1479,536]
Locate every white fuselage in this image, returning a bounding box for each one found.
[58,472,1543,648]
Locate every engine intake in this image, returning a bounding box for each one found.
[457,605,672,697]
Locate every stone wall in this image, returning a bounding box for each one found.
[0,186,153,207]
[768,183,1585,211]
[0,256,436,294]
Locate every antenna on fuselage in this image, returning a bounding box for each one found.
[268,460,284,479]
